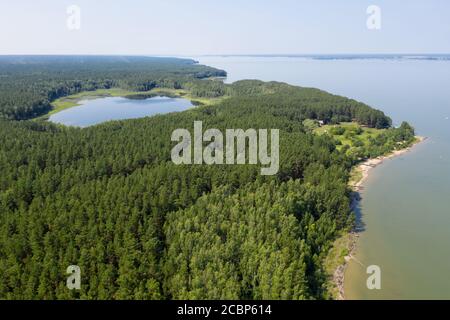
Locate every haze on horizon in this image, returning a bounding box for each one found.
[1,0,449,56]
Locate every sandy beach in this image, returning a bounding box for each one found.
[333,136,427,300]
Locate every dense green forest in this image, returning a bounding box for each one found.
[0,56,414,299]
[0,56,226,120]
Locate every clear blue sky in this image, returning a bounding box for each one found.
[1,0,449,55]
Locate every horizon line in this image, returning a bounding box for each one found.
[1,53,450,57]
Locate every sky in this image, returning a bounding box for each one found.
[0,0,449,55]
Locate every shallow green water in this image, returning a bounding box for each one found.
[198,56,450,299]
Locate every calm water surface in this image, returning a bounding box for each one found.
[197,56,450,299]
[49,96,194,127]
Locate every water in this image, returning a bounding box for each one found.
[197,55,450,299]
[49,95,194,127]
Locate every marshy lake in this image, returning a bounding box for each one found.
[48,95,194,127]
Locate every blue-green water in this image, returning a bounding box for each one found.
[49,96,193,127]
[197,55,450,299]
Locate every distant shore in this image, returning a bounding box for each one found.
[332,136,427,300]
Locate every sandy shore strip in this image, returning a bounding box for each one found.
[351,136,427,192]
[332,136,427,300]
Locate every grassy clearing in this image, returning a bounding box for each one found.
[314,122,385,152]
[149,88,226,106]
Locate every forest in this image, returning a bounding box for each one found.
[0,56,226,120]
[0,56,415,299]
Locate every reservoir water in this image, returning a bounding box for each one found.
[49,95,194,127]
[197,55,450,299]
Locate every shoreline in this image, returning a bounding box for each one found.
[332,135,427,300]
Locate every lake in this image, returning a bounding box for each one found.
[48,95,194,127]
[197,55,450,299]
